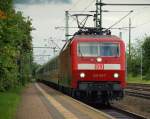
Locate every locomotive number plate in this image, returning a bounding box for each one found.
[95,64,104,70]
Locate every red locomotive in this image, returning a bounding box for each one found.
[36,32,126,103]
[36,2,126,103]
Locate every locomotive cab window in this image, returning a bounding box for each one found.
[100,43,119,57]
[78,42,98,57]
[78,42,119,57]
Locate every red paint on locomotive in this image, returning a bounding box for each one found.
[69,35,126,89]
[37,35,126,101]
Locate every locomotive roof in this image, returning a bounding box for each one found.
[73,35,121,39]
[72,35,125,43]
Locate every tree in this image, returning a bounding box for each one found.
[142,36,150,80]
[0,0,33,91]
[127,39,143,76]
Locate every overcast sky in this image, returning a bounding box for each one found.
[15,0,150,64]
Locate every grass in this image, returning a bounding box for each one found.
[0,86,24,119]
[127,75,150,84]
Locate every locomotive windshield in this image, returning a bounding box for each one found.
[78,42,119,57]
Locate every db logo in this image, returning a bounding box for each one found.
[95,64,104,70]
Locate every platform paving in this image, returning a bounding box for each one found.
[16,83,114,119]
[16,84,53,119]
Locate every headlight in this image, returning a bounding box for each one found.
[114,73,119,78]
[80,73,85,78]
[97,57,102,62]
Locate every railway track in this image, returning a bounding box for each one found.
[127,83,150,92]
[125,90,150,99]
[84,101,147,119]
[77,98,147,119]
[100,106,147,119]
[79,97,148,119]
[42,82,148,119]
[126,83,150,99]
[128,83,150,87]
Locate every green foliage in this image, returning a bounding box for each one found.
[32,62,41,78]
[127,36,150,81]
[0,0,13,12]
[127,74,150,84]
[142,36,150,80]
[0,0,33,91]
[127,39,143,76]
[0,86,23,119]
[13,0,71,4]
[144,68,150,80]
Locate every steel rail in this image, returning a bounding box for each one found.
[41,82,148,119]
[108,106,147,119]
[125,90,150,100]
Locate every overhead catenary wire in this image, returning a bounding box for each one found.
[131,7,150,20]
[57,1,150,39]
[119,7,150,30]
[68,0,95,20]
[54,0,83,33]
[67,0,82,11]
[65,0,86,30]
[101,3,150,6]
[114,7,146,29]
[109,7,149,34]
[95,2,150,31]
[55,0,96,38]
[56,0,86,39]
[105,10,133,31]
[81,0,95,12]
[65,0,95,32]
[102,10,134,13]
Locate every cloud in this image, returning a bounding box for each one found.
[14,0,72,4]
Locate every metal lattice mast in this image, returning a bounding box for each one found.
[95,0,103,31]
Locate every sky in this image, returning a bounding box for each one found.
[14,0,150,64]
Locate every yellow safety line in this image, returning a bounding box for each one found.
[59,95,115,119]
[35,83,78,119]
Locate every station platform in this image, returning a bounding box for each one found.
[16,83,114,119]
